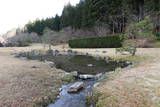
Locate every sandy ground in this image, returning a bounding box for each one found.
[0,44,160,107]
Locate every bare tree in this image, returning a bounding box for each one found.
[42,28,54,50]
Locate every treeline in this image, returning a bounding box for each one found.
[26,15,60,35]
[26,0,159,35]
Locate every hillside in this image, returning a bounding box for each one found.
[0,28,40,46]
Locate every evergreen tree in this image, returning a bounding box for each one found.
[25,0,159,35]
[60,3,76,28]
[50,15,61,31]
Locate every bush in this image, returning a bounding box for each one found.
[61,74,75,83]
[69,34,124,48]
[126,16,154,39]
[17,39,32,47]
[116,43,137,56]
[156,33,160,40]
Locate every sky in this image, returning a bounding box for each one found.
[0,0,80,35]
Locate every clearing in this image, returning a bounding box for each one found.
[0,44,160,107]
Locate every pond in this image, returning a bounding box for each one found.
[17,50,132,107]
[29,54,130,75]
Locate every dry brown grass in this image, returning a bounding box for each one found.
[95,56,160,107]
[0,45,65,107]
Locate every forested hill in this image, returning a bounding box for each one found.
[25,0,160,36]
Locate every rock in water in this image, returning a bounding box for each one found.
[68,82,84,93]
[79,74,95,80]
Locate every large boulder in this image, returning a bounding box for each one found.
[68,82,84,93]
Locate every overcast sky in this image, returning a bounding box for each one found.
[0,0,80,34]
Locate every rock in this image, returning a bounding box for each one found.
[30,50,35,56]
[95,73,103,79]
[86,53,89,56]
[45,60,55,68]
[59,88,62,92]
[47,50,53,55]
[102,51,107,53]
[15,53,21,57]
[57,95,60,99]
[34,50,40,56]
[71,71,78,77]
[86,85,91,89]
[104,57,109,63]
[79,74,95,80]
[53,50,59,56]
[31,66,38,68]
[93,82,100,88]
[86,53,92,56]
[68,82,84,93]
[90,104,94,107]
[67,50,73,56]
[87,64,93,67]
[95,56,100,61]
[126,61,131,64]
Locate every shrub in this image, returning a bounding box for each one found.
[156,33,160,40]
[69,34,124,48]
[116,43,137,56]
[61,74,75,83]
[126,16,154,39]
[17,39,32,47]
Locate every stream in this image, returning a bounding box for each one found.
[48,80,96,107]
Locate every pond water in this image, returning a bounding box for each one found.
[30,54,130,75]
